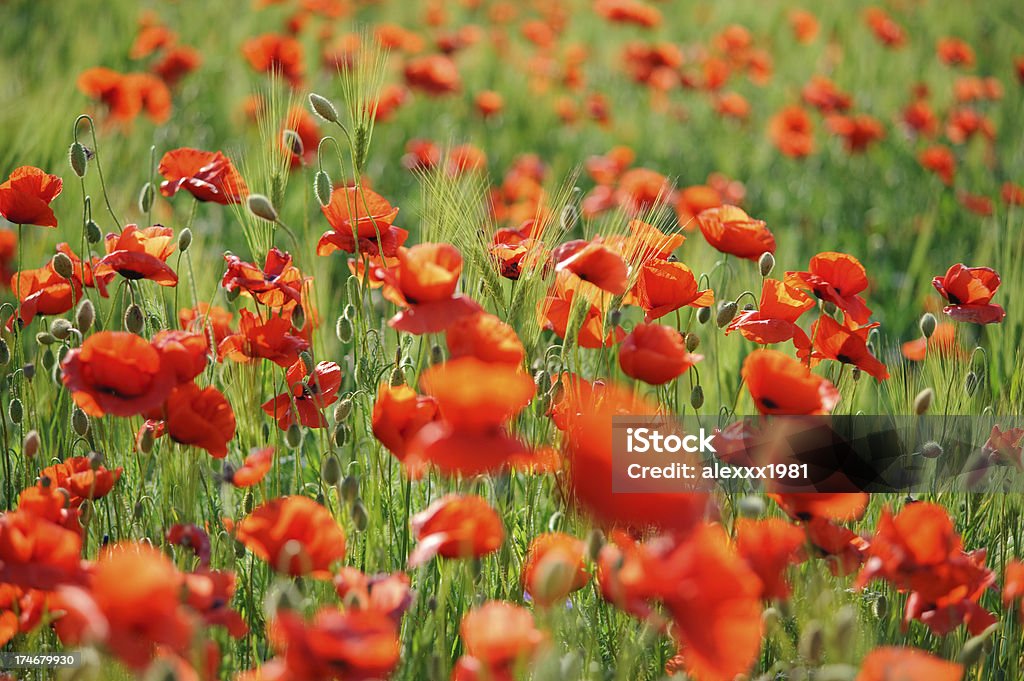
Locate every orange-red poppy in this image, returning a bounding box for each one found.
[901,322,960,362]
[864,8,906,48]
[95,224,177,286]
[404,54,462,95]
[333,568,412,625]
[789,9,819,43]
[786,251,873,325]
[919,145,956,185]
[228,447,274,488]
[0,166,63,227]
[742,349,840,415]
[371,383,440,466]
[734,518,806,600]
[595,0,662,28]
[262,359,342,430]
[38,456,123,507]
[218,309,309,367]
[152,330,209,384]
[626,259,714,321]
[804,517,869,576]
[183,569,247,638]
[242,34,304,87]
[521,533,589,606]
[179,303,234,347]
[1004,560,1024,620]
[77,68,172,125]
[770,493,869,523]
[675,185,723,229]
[318,186,408,258]
[904,99,939,137]
[446,312,526,365]
[619,323,702,385]
[827,113,886,153]
[540,270,625,349]
[696,205,776,261]
[856,647,963,681]
[163,381,236,458]
[726,279,813,345]
[382,243,482,335]
[802,76,852,113]
[804,315,889,380]
[554,239,628,295]
[937,37,975,68]
[222,248,308,309]
[0,511,84,590]
[931,264,1005,324]
[453,602,545,681]
[236,496,346,578]
[159,148,248,204]
[61,331,177,417]
[267,609,400,680]
[408,494,505,567]
[768,105,815,157]
[152,45,203,87]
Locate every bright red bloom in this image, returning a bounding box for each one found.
[179,302,234,347]
[696,205,776,260]
[159,148,248,204]
[404,54,462,95]
[236,496,346,578]
[619,323,702,385]
[333,568,412,626]
[372,383,440,467]
[151,330,208,384]
[726,279,814,345]
[0,166,63,227]
[931,264,1005,324]
[864,8,906,48]
[453,602,545,681]
[318,186,408,258]
[675,185,723,228]
[937,37,975,67]
[242,34,304,87]
[183,569,247,637]
[734,518,806,600]
[382,243,482,335]
[856,647,963,681]
[268,609,400,680]
[802,76,852,113]
[262,360,342,430]
[743,349,840,415]
[1004,560,1024,618]
[96,224,177,286]
[229,447,274,488]
[0,511,84,590]
[554,240,628,295]
[521,533,589,606]
[919,145,956,185]
[164,382,236,458]
[77,68,172,125]
[804,315,890,380]
[222,248,307,309]
[38,456,123,507]
[983,425,1024,466]
[768,105,815,157]
[152,45,203,87]
[770,493,869,522]
[218,309,309,367]
[61,331,177,417]
[626,259,714,322]
[786,251,873,325]
[446,312,526,365]
[408,494,504,567]
[789,10,820,43]
[827,113,886,153]
[595,0,662,28]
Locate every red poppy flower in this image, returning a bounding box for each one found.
[521,533,589,606]
[786,251,873,325]
[96,224,178,286]
[453,602,545,681]
[242,34,304,87]
[403,54,462,95]
[1002,182,1024,206]
[77,68,172,125]
[1004,560,1024,618]
[218,309,309,367]
[262,360,342,430]
[770,493,869,523]
[804,315,889,380]
[931,264,1006,324]
[903,100,939,137]
[408,494,505,567]
[183,569,247,638]
[768,105,816,157]
[803,518,869,576]
[540,270,625,349]
[742,349,840,415]
[726,279,814,345]
[222,248,307,309]
[38,456,123,507]
[802,76,852,114]
[789,9,820,43]
[159,148,248,204]
[17,485,82,536]
[827,113,886,153]
[937,37,975,68]
[54,542,192,670]
[10,264,80,330]
[0,166,63,227]
[856,647,963,681]
[152,45,203,87]
[919,145,956,185]
[152,330,208,384]
[696,205,776,260]
[958,191,993,217]
[180,302,234,346]
[735,518,806,600]
[61,331,177,417]
[901,323,960,362]
[626,259,714,321]
[318,186,408,258]
[0,511,84,590]
[372,383,440,466]
[267,609,400,680]
[675,185,723,229]
[236,496,346,578]
[554,239,628,295]
[595,0,662,28]
[382,243,482,335]
[619,323,702,385]
[167,524,212,567]
[446,312,526,365]
[228,447,274,488]
[621,219,686,263]
[333,568,412,626]
[864,8,906,48]
[163,382,236,458]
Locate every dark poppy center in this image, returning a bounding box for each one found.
[761,397,779,410]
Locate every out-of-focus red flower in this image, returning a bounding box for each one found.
[408,494,504,567]
[0,511,83,590]
[446,312,525,365]
[521,533,589,606]
[827,113,886,153]
[180,303,234,347]
[937,37,975,68]
[770,493,869,523]
[265,609,400,680]
[0,166,63,227]
[735,518,806,600]
[236,496,346,578]
[957,191,993,217]
[864,8,906,48]
[453,602,545,681]
[902,322,960,362]
[802,76,852,114]
[242,34,304,87]
[152,45,203,87]
[262,359,342,431]
[856,647,963,681]
[228,447,274,488]
[931,264,1005,324]
[404,54,461,95]
[789,9,819,43]
[903,99,939,137]
[333,568,412,626]
[768,105,815,157]
[159,148,248,204]
[919,145,956,185]
[77,68,172,125]
[595,0,661,28]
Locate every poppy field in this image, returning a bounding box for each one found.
[3,0,1024,679]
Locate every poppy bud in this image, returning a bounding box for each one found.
[139,427,155,454]
[50,318,73,340]
[534,369,552,393]
[36,332,56,346]
[430,344,444,365]
[737,495,765,517]
[919,312,937,339]
[758,252,775,277]
[72,407,90,437]
[76,299,95,333]
[226,287,241,302]
[343,303,357,320]
[299,350,314,373]
[334,397,352,421]
[52,252,75,279]
[41,348,55,373]
[345,276,361,306]
[23,430,40,458]
[761,606,782,632]
[697,306,711,325]
[534,555,576,606]
[608,308,622,327]
[389,367,404,386]
[138,182,154,214]
[88,450,105,470]
[79,500,93,526]
[340,475,359,503]
[559,203,579,232]
[282,129,304,158]
[352,500,369,531]
[69,142,88,177]
[22,363,35,381]
[309,93,339,123]
[9,398,23,424]
[247,194,279,222]
[831,605,857,656]
[0,339,9,366]
[333,422,348,447]
[957,624,998,667]
[684,332,700,352]
[177,228,192,253]
[286,424,303,448]
[920,441,943,459]
[716,301,738,328]
[914,387,934,415]
[321,453,342,486]
[851,366,862,382]
[124,304,145,334]
[872,595,888,619]
[265,580,303,616]
[336,316,353,343]
[798,621,825,665]
[314,170,332,206]
[690,384,704,409]
[823,300,838,316]
[585,528,605,562]
[85,219,102,244]
[964,371,979,396]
